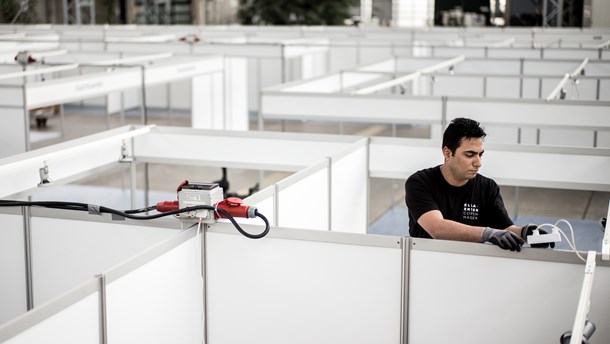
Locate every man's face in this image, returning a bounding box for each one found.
[443,137,484,184]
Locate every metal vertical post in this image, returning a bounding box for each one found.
[96,274,107,344]
[201,224,209,344]
[327,157,332,231]
[557,0,563,27]
[22,205,34,310]
[75,0,82,24]
[514,186,520,219]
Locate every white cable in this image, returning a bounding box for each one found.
[536,219,586,263]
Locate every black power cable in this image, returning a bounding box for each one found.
[0,200,270,239]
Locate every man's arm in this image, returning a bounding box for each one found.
[418,210,525,250]
[418,209,485,242]
[506,225,523,237]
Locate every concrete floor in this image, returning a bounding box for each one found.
[29,105,610,230]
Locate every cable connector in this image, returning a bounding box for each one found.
[215,197,257,219]
[155,180,257,224]
[527,228,562,246]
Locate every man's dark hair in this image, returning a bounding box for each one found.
[442,117,487,155]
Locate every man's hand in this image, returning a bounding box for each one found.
[521,224,555,248]
[481,227,524,252]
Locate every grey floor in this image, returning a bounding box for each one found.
[29,105,610,253]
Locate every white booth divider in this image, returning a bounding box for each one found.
[0,220,203,344]
[240,137,368,234]
[276,159,330,231]
[205,223,404,344]
[261,89,610,148]
[115,38,329,114]
[369,136,610,191]
[46,35,330,114]
[0,279,101,344]
[132,126,361,172]
[0,212,27,325]
[2,212,609,344]
[0,53,244,158]
[0,122,609,343]
[29,211,180,306]
[0,207,181,319]
[408,239,610,344]
[448,98,610,146]
[133,127,369,233]
[330,137,369,233]
[104,226,203,344]
[4,26,609,117]
[0,125,149,198]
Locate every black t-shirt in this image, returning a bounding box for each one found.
[405,165,513,238]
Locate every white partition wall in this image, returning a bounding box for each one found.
[0,125,150,199]
[105,229,203,344]
[0,102,28,159]
[0,281,101,344]
[30,211,180,305]
[447,98,610,146]
[408,239,610,344]
[133,127,370,233]
[132,126,361,172]
[0,212,27,325]
[0,53,246,158]
[0,222,203,344]
[276,160,330,231]
[331,138,369,233]
[369,136,610,191]
[205,224,404,344]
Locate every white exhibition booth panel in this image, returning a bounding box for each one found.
[1,282,101,344]
[27,54,239,129]
[408,239,610,344]
[0,221,203,344]
[369,136,610,191]
[1,213,609,344]
[261,91,443,125]
[0,208,181,324]
[0,213,27,324]
[205,225,404,344]
[0,124,369,234]
[0,53,246,158]
[260,55,610,147]
[55,34,331,114]
[0,125,149,198]
[37,52,242,124]
[448,98,610,147]
[132,126,369,234]
[261,89,610,147]
[364,56,610,100]
[0,108,608,343]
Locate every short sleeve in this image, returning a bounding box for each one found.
[484,181,514,229]
[405,172,439,223]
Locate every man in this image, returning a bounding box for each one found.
[405,117,552,251]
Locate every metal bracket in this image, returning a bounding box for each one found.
[119,140,133,163]
[38,162,52,186]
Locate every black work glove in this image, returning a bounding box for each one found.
[521,224,555,249]
[481,227,524,252]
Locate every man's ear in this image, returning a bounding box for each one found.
[442,146,451,160]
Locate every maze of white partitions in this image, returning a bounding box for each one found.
[0,120,606,343]
[0,51,247,158]
[261,54,610,147]
[0,204,608,344]
[0,26,609,343]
